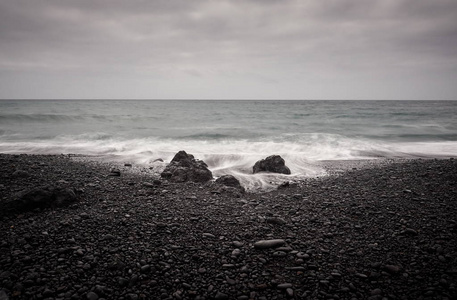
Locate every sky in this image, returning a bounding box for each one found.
[0,0,456,100]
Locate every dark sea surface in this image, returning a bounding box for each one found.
[1,100,456,189]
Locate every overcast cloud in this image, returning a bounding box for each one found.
[0,0,456,99]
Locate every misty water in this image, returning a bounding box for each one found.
[1,100,456,190]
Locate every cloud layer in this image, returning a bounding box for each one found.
[1,0,456,99]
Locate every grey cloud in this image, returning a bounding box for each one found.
[0,0,456,99]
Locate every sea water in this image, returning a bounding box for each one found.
[1,100,456,190]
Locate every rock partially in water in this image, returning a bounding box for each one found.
[215,175,245,193]
[161,151,212,183]
[253,155,291,175]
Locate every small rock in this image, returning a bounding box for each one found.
[370,288,382,295]
[13,170,30,178]
[203,233,216,239]
[265,217,286,225]
[272,251,287,257]
[403,228,418,236]
[142,182,155,188]
[140,265,151,273]
[43,288,54,297]
[109,168,121,176]
[277,181,290,189]
[86,291,99,300]
[103,234,115,240]
[118,277,128,287]
[126,294,138,300]
[254,239,286,249]
[80,212,90,219]
[384,265,401,274]
[214,291,229,300]
[233,241,244,247]
[277,283,293,289]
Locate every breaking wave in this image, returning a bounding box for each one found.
[1,100,457,190]
[1,132,456,190]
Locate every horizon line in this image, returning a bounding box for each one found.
[1,98,456,101]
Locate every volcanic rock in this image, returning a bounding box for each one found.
[109,167,121,176]
[9,186,78,212]
[215,175,245,193]
[12,169,30,178]
[253,155,291,175]
[254,239,286,249]
[161,151,212,183]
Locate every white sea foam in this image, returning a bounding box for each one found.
[1,133,456,191]
[2,100,457,190]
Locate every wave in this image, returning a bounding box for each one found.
[1,133,456,190]
[0,113,85,123]
[177,133,238,140]
[0,113,160,124]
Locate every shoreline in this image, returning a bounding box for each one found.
[1,154,456,299]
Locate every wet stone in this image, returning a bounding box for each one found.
[277,283,293,289]
[140,265,151,273]
[86,291,99,300]
[233,241,244,247]
[254,239,286,249]
[126,294,139,300]
[403,228,418,236]
[286,288,294,297]
[370,288,382,295]
[1,154,456,300]
[272,251,287,257]
[214,291,229,300]
[384,265,401,274]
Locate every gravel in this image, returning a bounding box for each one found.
[0,154,456,299]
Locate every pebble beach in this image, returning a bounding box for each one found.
[1,154,456,300]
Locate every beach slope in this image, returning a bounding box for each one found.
[1,154,456,299]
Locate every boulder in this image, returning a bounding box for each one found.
[161,151,212,183]
[215,175,245,193]
[8,186,78,212]
[253,155,291,175]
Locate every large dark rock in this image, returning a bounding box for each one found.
[215,175,245,193]
[161,151,212,183]
[8,186,78,212]
[253,155,291,175]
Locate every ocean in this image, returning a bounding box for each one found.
[1,100,456,190]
